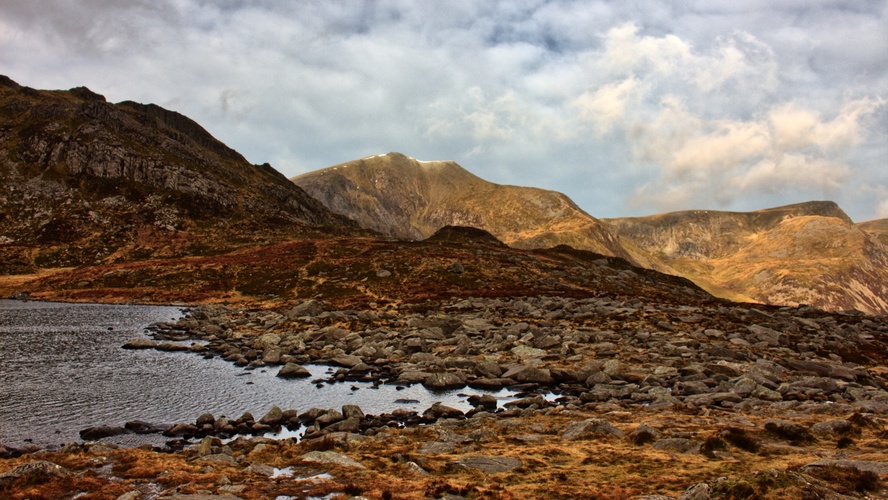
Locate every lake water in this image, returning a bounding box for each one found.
[0,300,513,448]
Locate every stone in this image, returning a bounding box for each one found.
[277,363,311,378]
[301,451,365,468]
[259,406,284,426]
[423,403,464,421]
[449,456,523,474]
[764,420,814,443]
[122,339,157,349]
[418,441,456,454]
[286,300,324,319]
[423,371,467,390]
[0,460,71,486]
[810,419,855,437]
[79,425,127,441]
[678,482,711,500]
[652,438,701,454]
[342,404,365,419]
[196,413,216,427]
[562,418,624,440]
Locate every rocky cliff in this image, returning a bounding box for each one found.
[291,152,640,263]
[606,202,888,315]
[0,76,356,273]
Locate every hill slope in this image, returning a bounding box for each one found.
[292,152,644,264]
[0,76,356,274]
[606,201,888,315]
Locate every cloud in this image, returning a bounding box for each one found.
[628,97,883,211]
[0,1,885,220]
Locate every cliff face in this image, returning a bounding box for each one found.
[292,152,640,263]
[0,76,355,273]
[606,202,888,315]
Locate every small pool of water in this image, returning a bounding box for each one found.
[0,300,516,448]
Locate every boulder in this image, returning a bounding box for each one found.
[121,339,157,349]
[562,418,624,440]
[259,406,284,426]
[79,425,127,441]
[423,403,464,421]
[277,363,311,378]
[0,461,70,486]
[423,372,467,390]
[286,300,324,319]
[301,451,365,468]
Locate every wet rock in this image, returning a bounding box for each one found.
[468,394,498,411]
[164,423,199,438]
[79,425,127,441]
[468,377,512,390]
[277,363,311,378]
[562,418,624,440]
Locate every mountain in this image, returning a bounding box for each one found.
[605,201,888,315]
[859,218,888,246]
[0,75,356,274]
[291,152,643,264]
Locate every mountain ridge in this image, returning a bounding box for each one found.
[292,152,641,264]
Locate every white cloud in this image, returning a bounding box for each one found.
[0,1,885,220]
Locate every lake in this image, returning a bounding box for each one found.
[0,300,511,448]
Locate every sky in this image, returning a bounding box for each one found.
[1,1,887,221]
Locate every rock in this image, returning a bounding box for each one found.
[122,339,157,349]
[196,413,216,427]
[764,420,815,443]
[277,363,311,378]
[448,456,523,474]
[423,371,467,390]
[125,420,165,434]
[678,482,711,500]
[342,404,365,419]
[418,441,456,454]
[468,377,511,390]
[423,403,464,421]
[629,423,660,445]
[806,459,888,477]
[164,423,199,438]
[79,425,127,441]
[562,418,624,440]
[449,262,465,274]
[331,354,363,368]
[160,494,244,500]
[0,460,71,486]
[259,406,284,426]
[198,453,239,465]
[810,419,855,437]
[468,394,498,411]
[301,451,365,468]
[116,491,142,500]
[514,367,554,384]
[155,342,190,352]
[286,300,324,319]
[652,438,701,454]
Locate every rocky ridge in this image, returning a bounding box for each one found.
[291,152,641,264]
[606,201,888,315]
[0,75,357,274]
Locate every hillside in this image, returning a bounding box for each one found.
[606,202,888,315]
[0,75,356,275]
[291,152,646,265]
